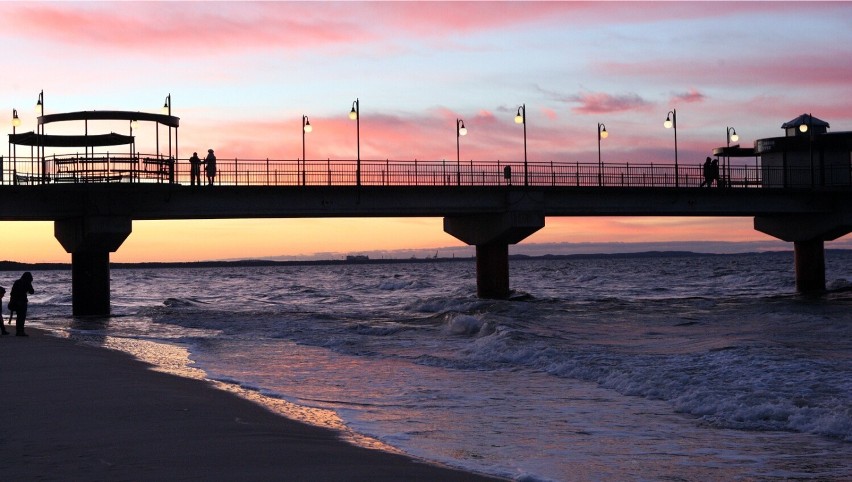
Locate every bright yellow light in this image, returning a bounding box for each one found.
[799,123,808,133]
[458,126,467,136]
[600,129,608,139]
[514,114,524,124]
[11,116,21,127]
[730,133,739,142]
[349,108,358,120]
[304,121,313,133]
[35,102,42,116]
[664,118,673,129]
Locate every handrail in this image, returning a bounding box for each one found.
[2,153,850,189]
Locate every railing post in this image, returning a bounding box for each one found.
[327,158,331,186]
[551,161,555,186]
[415,159,418,186]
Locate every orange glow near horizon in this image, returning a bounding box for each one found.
[2,218,848,264]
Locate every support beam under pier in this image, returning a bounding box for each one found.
[55,216,132,316]
[794,240,825,293]
[755,213,851,294]
[444,211,544,299]
[476,244,510,299]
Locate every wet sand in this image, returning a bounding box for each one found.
[0,329,502,481]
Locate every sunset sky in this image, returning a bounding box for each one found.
[2,1,851,263]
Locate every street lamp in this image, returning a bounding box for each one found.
[597,123,608,186]
[725,126,738,185]
[35,90,44,182]
[349,99,360,186]
[130,120,139,168]
[456,118,467,185]
[515,104,528,186]
[664,109,678,187]
[161,94,171,115]
[799,113,814,186]
[302,115,312,186]
[161,94,173,169]
[11,109,21,184]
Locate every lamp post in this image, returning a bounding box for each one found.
[664,109,678,187]
[130,120,139,173]
[162,93,172,163]
[726,126,738,185]
[302,115,312,186]
[11,109,21,184]
[515,104,528,186]
[456,118,467,185]
[35,90,44,182]
[597,123,608,186]
[349,98,360,186]
[799,113,814,187]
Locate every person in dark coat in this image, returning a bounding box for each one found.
[710,158,720,187]
[204,149,217,186]
[9,272,34,337]
[700,157,712,187]
[189,152,202,186]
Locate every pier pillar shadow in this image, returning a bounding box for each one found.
[54,216,132,316]
[444,211,544,299]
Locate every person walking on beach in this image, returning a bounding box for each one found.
[204,149,217,186]
[9,272,34,337]
[189,152,202,186]
[0,286,7,335]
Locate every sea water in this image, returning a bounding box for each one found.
[22,251,852,481]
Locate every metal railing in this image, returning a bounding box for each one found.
[1,154,850,189]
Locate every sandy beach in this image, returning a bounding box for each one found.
[0,329,502,481]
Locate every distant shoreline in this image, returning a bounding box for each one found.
[2,249,846,272]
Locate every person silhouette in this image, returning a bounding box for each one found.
[189,152,202,186]
[204,149,217,186]
[9,272,34,337]
[700,157,712,187]
[710,158,720,187]
[0,286,7,335]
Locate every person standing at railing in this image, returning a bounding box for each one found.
[700,157,712,187]
[204,149,217,186]
[189,152,202,186]
[710,158,720,188]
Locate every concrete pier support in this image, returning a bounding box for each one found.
[444,211,544,299]
[755,213,851,294]
[794,240,825,293]
[476,244,510,299]
[54,216,132,316]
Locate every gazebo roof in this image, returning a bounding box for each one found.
[8,131,134,147]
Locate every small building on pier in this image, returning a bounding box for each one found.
[753,114,852,188]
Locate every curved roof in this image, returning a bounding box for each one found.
[39,110,179,128]
[8,131,134,147]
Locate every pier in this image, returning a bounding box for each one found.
[3,109,852,315]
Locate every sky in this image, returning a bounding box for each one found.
[1,1,851,263]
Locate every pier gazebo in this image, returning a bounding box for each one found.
[7,107,179,184]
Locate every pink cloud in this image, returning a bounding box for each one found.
[0,3,373,55]
[671,89,706,104]
[569,92,652,115]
